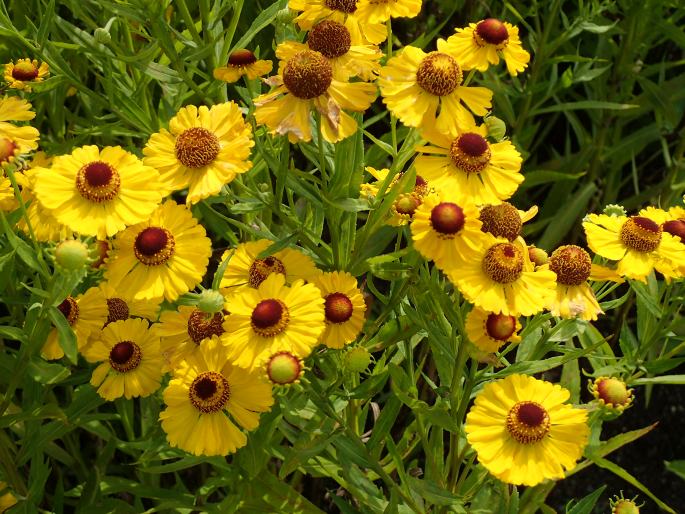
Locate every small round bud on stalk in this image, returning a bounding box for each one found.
[54,239,90,271]
[484,115,507,141]
[343,346,372,373]
[94,28,112,44]
[196,289,225,314]
[610,493,643,514]
[276,7,296,24]
[603,204,627,217]
[528,246,548,266]
[265,351,303,386]
[590,377,634,415]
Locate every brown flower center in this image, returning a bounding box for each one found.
[57,296,79,326]
[479,203,521,241]
[105,298,130,326]
[474,19,509,46]
[283,50,333,99]
[134,227,175,266]
[416,52,462,97]
[450,133,492,173]
[324,292,354,323]
[482,243,524,283]
[485,313,516,341]
[308,20,352,59]
[175,127,221,169]
[0,138,17,164]
[324,0,357,13]
[251,299,290,337]
[75,161,121,203]
[393,193,422,218]
[228,49,257,66]
[248,256,286,288]
[506,401,550,444]
[619,216,662,252]
[109,340,142,373]
[12,61,39,81]
[187,309,225,343]
[189,371,230,413]
[430,202,465,236]
[663,219,685,242]
[549,245,592,285]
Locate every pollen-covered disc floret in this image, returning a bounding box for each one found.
[75,161,121,202]
[591,377,634,414]
[105,298,130,326]
[416,52,462,97]
[450,132,492,173]
[174,127,221,169]
[324,292,354,323]
[324,0,357,12]
[249,256,287,288]
[188,310,225,342]
[474,18,509,48]
[506,401,551,444]
[486,313,516,341]
[482,243,523,283]
[189,371,231,413]
[308,20,352,58]
[58,296,79,326]
[431,202,465,236]
[283,50,334,99]
[265,351,303,385]
[109,340,142,372]
[134,227,175,266]
[479,202,521,241]
[620,216,662,252]
[549,245,592,285]
[251,299,291,337]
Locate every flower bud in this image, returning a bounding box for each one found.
[603,204,627,217]
[484,115,507,141]
[94,28,111,44]
[343,346,372,373]
[196,289,225,314]
[610,494,642,514]
[590,377,633,415]
[528,246,548,266]
[265,351,303,385]
[55,240,90,271]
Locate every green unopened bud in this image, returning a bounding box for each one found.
[344,346,372,373]
[276,8,296,24]
[266,351,303,385]
[196,289,225,313]
[528,246,548,266]
[94,28,111,44]
[603,204,627,217]
[590,377,633,415]
[55,240,90,271]
[610,494,642,514]
[485,115,507,141]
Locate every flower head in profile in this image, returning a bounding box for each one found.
[465,307,521,354]
[356,0,421,24]
[143,102,253,204]
[466,374,589,486]
[33,146,162,238]
[213,49,273,83]
[4,58,49,90]
[255,48,377,143]
[442,19,530,76]
[160,338,274,456]
[0,95,40,168]
[104,201,212,301]
[414,122,522,205]
[379,44,493,134]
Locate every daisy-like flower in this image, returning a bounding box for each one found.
[260,350,305,386]
[356,0,421,24]
[33,146,162,238]
[42,287,108,360]
[541,245,603,321]
[478,202,537,242]
[414,123,523,205]
[254,48,377,143]
[465,307,521,354]
[105,201,212,301]
[89,318,164,401]
[442,19,530,76]
[589,376,634,415]
[222,273,326,369]
[213,49,273,83]
[0,95,40,168]
[310,271,366,348]
[361,169,431,226]
[219,239,320,295]
[410,192,484,270]
[447,234,557,316]
[156,305,227,369]
[3,58,49,90]
[379,43,493,134]
[582,212,685,282]
[288,0,386,44]
[159,337,274,456]
[143,102,253,205]
[466,374,589,486]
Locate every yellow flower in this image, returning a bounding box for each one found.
[356,0,422,24]
[414,122,522,205]
[541,245,602,321]
[156,305,228,370]
[89,318,164,401]
[0,177,17,212]
[104,201,213,301]
[160,337,274,456]
[143,102,253,205]
[478,202,537,241]
[277,21,382,81]
[639,205,685,246]
[213,49,273,83]
[379,44,493,134]
[0,482,17,513]
[310,271,366,348]
[465,307,521,354]
[3,58,49,90]
[466,374,589,486]
[442,19,530,76]
[360,168,432,226]
[33,146,162,238]
[0,95,39,168]
[219,239,320,295]
[222,273,325,370]
[42,287,108,361]
[410,191,484,270]
[447,234,557,317]
[582,213,685,282]
[255,48,377,143]
[360,166,394,198]
[288,0,386,44]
